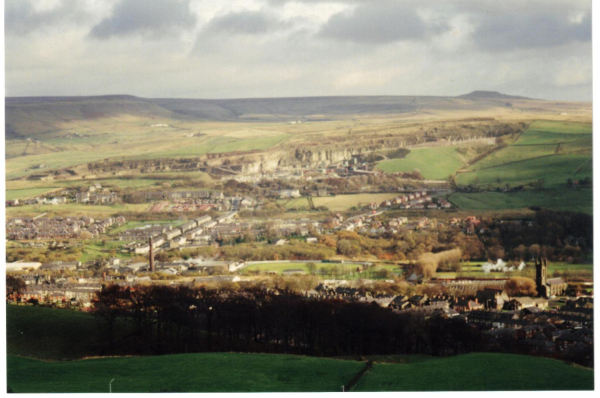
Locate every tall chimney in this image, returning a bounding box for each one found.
[149,237,155,272]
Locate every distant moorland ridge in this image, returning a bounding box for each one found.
[5,91,589,139]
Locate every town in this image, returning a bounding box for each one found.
[4,0,594,390]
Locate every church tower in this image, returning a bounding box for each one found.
[535,255,548,298]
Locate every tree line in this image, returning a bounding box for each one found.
[93,284,483,358]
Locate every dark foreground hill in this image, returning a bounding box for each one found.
[6,305,594,392]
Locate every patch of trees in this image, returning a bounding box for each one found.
[239,202,286,218]
[385,148,411,159]
[6,275,26,299]
[480,210,592,263]
[503,277,537,296]
[93,284,484,358]
[219,241,336,261]
[415,248,462,277]
[6,247,82,263]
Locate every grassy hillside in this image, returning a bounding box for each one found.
[376,147,465,180]
[7,305,106,360]
[524,120,592,135]
[7,354,363,393]
[5,187,61,201]
[469,145,557,170]
[7,352,593,393]
[354,353,593,391]
[457,120,592,189]
[456,154,592,189]
[5,171,215,200]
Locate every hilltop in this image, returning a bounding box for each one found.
[456,91,532,100]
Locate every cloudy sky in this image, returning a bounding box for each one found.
[4,0,592,101]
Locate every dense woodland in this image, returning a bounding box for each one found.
[90,284,592,367]
[94,284,482,358]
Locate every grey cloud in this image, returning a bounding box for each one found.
[266,0,365,4]
[318,3,449,44]
[89,0,196,39]
[473,10,591,51]
[202,10,288,36]
[5,0,90,35]
[4,0,592,101]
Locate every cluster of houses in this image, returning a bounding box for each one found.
[471,297,593,353]
[119,213,322,253]
[149,195,258,213]
[102,258,246,277]
[135,190,226,202]
[272,189,302,199]
[6,184,119,207]
[342,214,490,236]
[366,190,452,211]
[120,213,239,254]
[6,195,69,207]
[7,255,254,307]
[7,272,102,308]
[6,215,125,240]
[337,213,442,235]
[268,219,322,237]
[233,160,375,185]
[302,282,593,354]
[75,184,118,204]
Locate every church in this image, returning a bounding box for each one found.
[535,256,568,298]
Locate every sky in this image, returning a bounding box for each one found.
[3,0,593,101]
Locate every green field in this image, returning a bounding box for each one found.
[523,120,592,135]
[5,187,61,200]
[470,145,558,170]
[7,354,363,393]
[145,134,290,158]
[5,113,296,179]
[376,147,465,180]
[457,120,592,190]
[8,352,593,393]
[448,189,592,214]
[210,134,290,153]
[80,240,132,262]
[5,171,215,193]
[284,193,399,211]
[514,130,591,146]
[7,305,109,360]
[353,353,593,391]
[456,153,592,189]
[5,203,149,217]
